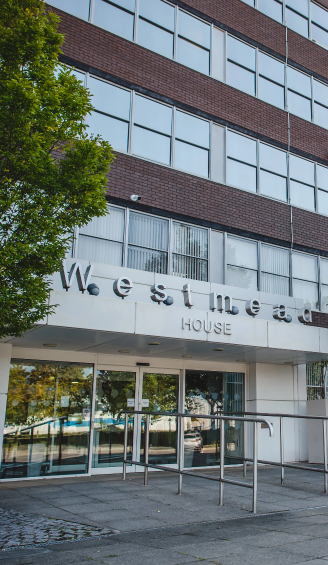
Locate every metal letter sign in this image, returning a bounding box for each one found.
[113,277,133,298]
[60,261,94,293]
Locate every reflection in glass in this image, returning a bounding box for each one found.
[78,206,124,266]
[133,126,171,165]
[259,77,285,109]
[175,111,210,148]
[293,279,318,309]
[87,112,129,152]
[226,266,258,290]
[88,78,131,120]
[259,52,285,85]
[260,170,287,201]
[47,0,90,20]
[287,0,308,17]
[134,95,172,135]
[138,18,174,59]
[289,155,314,185]
[312,23,328,48]
[227,62,256,97]
[175,140,209,177]
[128,212,169,274]
[260,143,287,175]
[227,236,258,270]
[178,10,211,49]
[227,36,256,71]
[322,284,328,311]
[184,371,244,468]
[1,361,93,479]
[288,67,312,98]
[311,2,328,30]
[292,252,317,282]
[317,165,328,190]
[93,0,134,41]
[286,7,309,37]
[314,104,328,130]
[227,131,257,165]
[318,189,328,216]
[288,91,312,121]
[140,373,179,465]
[290,180,315,211]
[321,259,328,285]
[92,371,136,468]
[139,0,175,31]
[258,0,283,22]
[177,38,210,74]
[172,223,208,281]
[227,159,257,193]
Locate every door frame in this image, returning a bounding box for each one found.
[90,364,182,475]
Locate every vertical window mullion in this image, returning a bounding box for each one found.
[284,62,288,111]
[311,74,314,123]
[287,151,291,204]
[318,255,322,311]
[168,217,173,276]
[283,0,286,26]
[73,227,79,259]
[224,31,228,83]
[89,0,95,23]
[174,5,178,61]
[129,90,135,155]
[315,161,318,213]
[123,208,129,268]
[257,241,261,291]
[171,106,176,169]
[223,232,227,285]
[255,47,259,98]
[134,0,139,43]
[210,24,213,77]
[308,0,312,40]
[256,138,260,194]
[224,126,228,185]
[209,121,213,180]
[289,248,293,297]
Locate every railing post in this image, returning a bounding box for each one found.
[220,417,224,506]
[280,417,285,485]
[178,415,184,495]
[122,413,128,481]
[28,428,33,471]
[144,414,149,486]
[323,419,327,494]
[243,415,247,478]
[252,421,258,514]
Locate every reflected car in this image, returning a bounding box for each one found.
[184,431,203,452]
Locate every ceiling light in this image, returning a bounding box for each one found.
[147,342,160,346]
[43,344,57,348]
[182,355,193,358]
[213,348,224,351]
[118,350,130,354]
[236,359,246,363]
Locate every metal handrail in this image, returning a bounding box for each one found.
[4,416,68,437]
[215,410,328,492]
[117,409,274,514]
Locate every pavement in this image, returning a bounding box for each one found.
[1,465,328,564]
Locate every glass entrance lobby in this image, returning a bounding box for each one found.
[0,359,244,480]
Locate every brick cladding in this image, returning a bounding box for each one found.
[290,115,328,163]
[288,29,328,83]
[292,207,328,253]
[310,312,328,328]
[55,9,288,146]
[109,153,291,242]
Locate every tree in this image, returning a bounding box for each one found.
[0,0,114,338]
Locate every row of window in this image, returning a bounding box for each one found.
[71,69,328,215]
[49,0,328,128]
[75,205,328,311]
[241,0,328,47]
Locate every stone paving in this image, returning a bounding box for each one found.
[1,466,328,563]
[0,508,115,550]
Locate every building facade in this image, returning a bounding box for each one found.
[2,0,328,480]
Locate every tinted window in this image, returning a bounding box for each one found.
[175,111,210,148]
[139,0,175,31]
[88,78,131,120]
[134,96,172,135]
[178,10,211,48]
[93,0,134,41]
[227,36,256,71]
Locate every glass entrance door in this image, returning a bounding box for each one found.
[91,367,180,473]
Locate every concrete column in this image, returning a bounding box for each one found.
[0,343,12,466]
[246,363,307,463]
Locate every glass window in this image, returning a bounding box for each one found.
[260,170,287,201]
[240,0,255,5]
[93,0,135,41]
[311,2,328,30]
[138,18,174,59]
[1,360,93,479]
[259,52,285,85]
[286,7,309,37]
[175,111,209,177]
[172,223,208,281]
[288,67,312,98]
[292,252,318,309]
[287,68,312,121]
[227,132,257,193]
[260,143,287,176]
[88,77,131,120]
[259,77,285,109]
[87,79,131,152]
[178,10,211,49]
[258,52,285,108]
[314,80,328,129]
[318,165,328,190]
[290,180,315,210]
[227,36,256,71]
[258,0,283,22]
[318,190,328,215]
[47,0,90,20]
[226,236,258,290]
[312,23,328,48]
[177,37,210,75]
[289,155,314,186]
[133,96,172,165]
[321,258,328,285]
[78,206,125,266]
[227,61,256,97]
[139,0,175,31]
[138,0,175,58]
[261,244,289,295]
[128,212,169,273]
[287,0,308,17]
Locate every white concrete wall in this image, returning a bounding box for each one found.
[0,344,12,467]
[246,363,307,464]
[307,399,328,463]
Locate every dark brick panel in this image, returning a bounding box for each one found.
[54,9,289,147]
[179,0,286,57]
[292,207,328,254]
[288,29,328,84]
[289,115,328,163]
[310,311,328,328]
[107,153,292,243]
